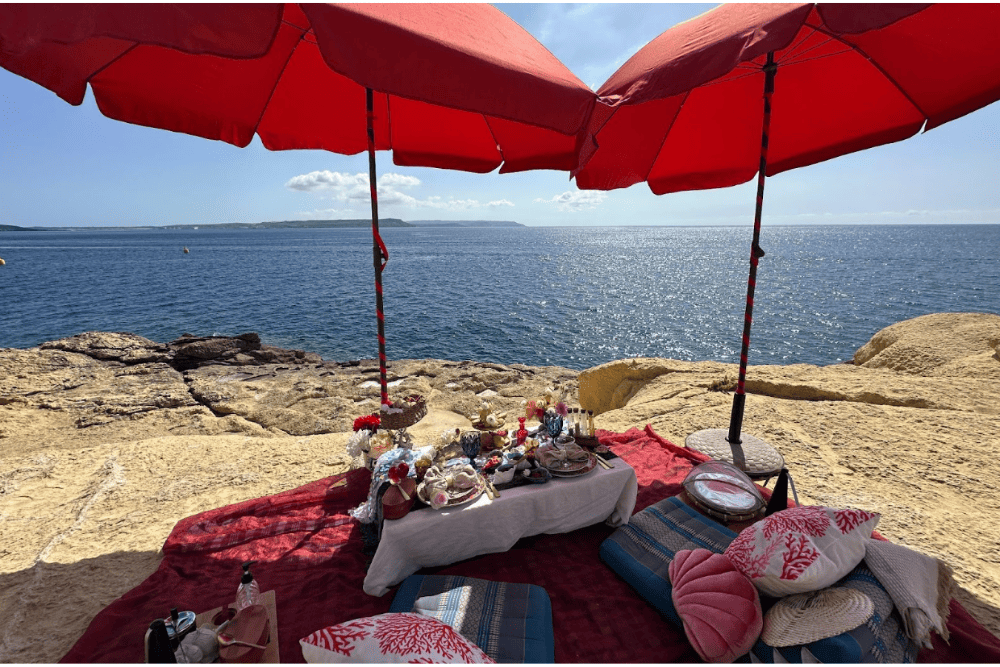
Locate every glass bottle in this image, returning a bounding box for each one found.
[235,561,261,611]
[516,417,528,446]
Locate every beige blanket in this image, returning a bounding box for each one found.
[864,539,957,648]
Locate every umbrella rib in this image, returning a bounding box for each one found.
[805,25,932,121]
[773,28,833,65]
[482,115,504,168]
[251,25,311,139]
[85,42,140,88]
[643,90,690,184]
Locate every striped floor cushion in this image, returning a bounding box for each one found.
[599,495,738,627]
[389,574,554,663]
[600,495,918,663]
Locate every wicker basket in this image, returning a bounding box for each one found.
[380,396,427,430]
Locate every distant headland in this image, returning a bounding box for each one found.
[0,219,524,232]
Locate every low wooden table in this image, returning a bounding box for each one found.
[194,589,280,663]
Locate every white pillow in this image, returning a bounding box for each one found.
[724,506,880,597]
[300,612,494,663]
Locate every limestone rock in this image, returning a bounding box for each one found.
[579,358,731,415]
[40,331,171,364]
[3,315,1000,661]
[853,312,1000,380]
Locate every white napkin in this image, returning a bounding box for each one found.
[417,464,478,509]
[536,443,589,468]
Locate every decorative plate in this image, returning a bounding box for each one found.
[547,454,599,477]
[438,474,487,508]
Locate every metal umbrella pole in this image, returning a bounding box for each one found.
[685,52,782,482]
[366,87,390,408]
[728,51,776,445]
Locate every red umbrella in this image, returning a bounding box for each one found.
[574,3,1000,449]
[1,3,597,408]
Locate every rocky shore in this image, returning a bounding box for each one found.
[2,312,999,662]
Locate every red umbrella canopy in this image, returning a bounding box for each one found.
[0,3,596,173]
[574,3,1000,194]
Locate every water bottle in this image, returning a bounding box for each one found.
[235,560,261,611]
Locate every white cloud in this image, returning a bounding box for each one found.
[535,190,607,212]
[378,173,421,188]
[286,170,517,213]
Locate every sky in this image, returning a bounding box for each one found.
[1,3,999,229]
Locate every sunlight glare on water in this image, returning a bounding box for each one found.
[2,224,997,370]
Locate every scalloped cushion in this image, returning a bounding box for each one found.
[300,613,494,663]
[724,506,880,597]
[668,549,763,663]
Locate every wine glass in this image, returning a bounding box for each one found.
[460,432,482,468]
[543,410,563,440]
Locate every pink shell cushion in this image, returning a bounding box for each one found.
[300,612,494,663]
[668,549,763,663]
[724,506,880,598]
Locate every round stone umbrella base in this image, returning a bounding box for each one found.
[685,428,784,481]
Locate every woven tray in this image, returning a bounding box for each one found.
[685,428,784,480]
[380,397,427,430]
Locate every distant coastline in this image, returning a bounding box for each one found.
[0,219,524,232]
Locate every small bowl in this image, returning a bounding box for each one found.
[493,464,516,485]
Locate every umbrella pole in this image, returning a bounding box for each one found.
[727,51,777,445]
[366,87,390,408]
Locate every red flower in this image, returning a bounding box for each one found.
[388,462,409,485]
[353,415,381,432]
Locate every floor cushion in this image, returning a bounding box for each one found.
[600,495,919,663]
[389,574,554,663]
[749,564,919,663]
[599,495,739,628]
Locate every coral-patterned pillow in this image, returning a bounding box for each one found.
[724,506,879,597]
[300,613,494,663]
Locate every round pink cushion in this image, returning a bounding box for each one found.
[669,549,763,663]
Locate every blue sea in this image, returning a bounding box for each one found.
[1,224,997,371]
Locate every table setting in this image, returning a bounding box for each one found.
[347,388,640,596]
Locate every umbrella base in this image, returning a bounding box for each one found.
[685,428,783,481]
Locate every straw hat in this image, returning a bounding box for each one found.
[761,588,875,647]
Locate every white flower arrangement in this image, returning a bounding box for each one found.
[346,429,371,458]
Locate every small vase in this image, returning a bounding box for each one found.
[516,417,528,446]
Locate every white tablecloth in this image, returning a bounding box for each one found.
[363,459,638,596]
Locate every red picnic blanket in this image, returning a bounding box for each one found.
[62,425,1000,663]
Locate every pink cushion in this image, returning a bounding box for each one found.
[669,549,763,663]
[300,612,494,663]
[724,506,880,597]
